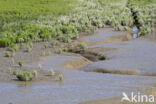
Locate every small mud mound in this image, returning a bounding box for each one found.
[80,51,106,62]
[63,58,91,69]
[86,68,140,75]
[64,47,115,69]
[86,33,133,46]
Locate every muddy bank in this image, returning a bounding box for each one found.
[63,57,91,69]
[0,41,66,83]
[0,28,94,83]
[69,49,107,62]
[0,28,156,104]
[80,28,156,76]
[81,39,156,76]
[1,53,156,104]
[63,47,116,69]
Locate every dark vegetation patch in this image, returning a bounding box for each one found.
[0,0,156,48]
[0,0,134,48]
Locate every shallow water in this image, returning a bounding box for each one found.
[0,28,156,104]
[83,31,156,76]
[1,67,156,104]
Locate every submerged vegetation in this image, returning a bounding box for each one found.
[0,0,155,47]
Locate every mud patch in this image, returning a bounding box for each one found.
[80,51,106,62]
[69,49,107,62]
[63,58,91,69]
[64,47,116,69]
[85,68,140,75]
[62,50,107,69]
[86,33,133,46]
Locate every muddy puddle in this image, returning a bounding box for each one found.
[0,28,156,104]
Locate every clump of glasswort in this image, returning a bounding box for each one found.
[7,43,19,52]
[44,42,49,49]
[51,40,58,47]
[38,64,42,69]
[26,41,33,52]
[78,43,88,50]
[49,69,55,76]
[20,43,25,49]
[18,61,23,69]
[59,74,63,81]
[5,51,12,57]
[33,70,38,78]
[13,70,34,81]
[63,47,69,52]
[55,48,63,54]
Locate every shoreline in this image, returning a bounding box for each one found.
[0,29,94,83]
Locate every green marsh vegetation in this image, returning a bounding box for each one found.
[55,48,63,54]
[1,0,155,83]
[0,0,155,48]
[129,0,156,36]
[12,69,59,81]
[49,69,55,76]
[18,60,23,69]
[13,70,34,81]
[51,40,58,47]
[33,70,38,78]
[58,74,63,81]
[0,0,77,47]
[5,51,12,57]
[78,43,88,50]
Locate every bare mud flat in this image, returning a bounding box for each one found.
[0,28,156,104]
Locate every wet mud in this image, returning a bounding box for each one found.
[0,28,156,104]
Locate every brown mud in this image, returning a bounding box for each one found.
[0,28,156,104]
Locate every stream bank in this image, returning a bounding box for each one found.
[0,28,156,104]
